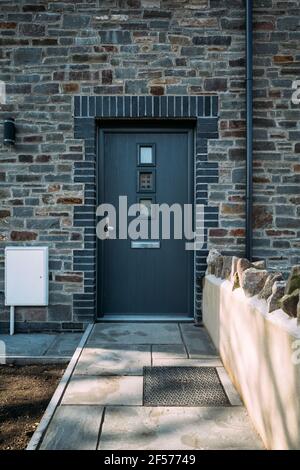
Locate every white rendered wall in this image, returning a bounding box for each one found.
[203,274,300,450]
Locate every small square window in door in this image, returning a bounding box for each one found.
[137,170,155,193]
[140,173,152,189]
[137,144,155,166]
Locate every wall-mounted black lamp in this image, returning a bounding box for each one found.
[3,118,15,145]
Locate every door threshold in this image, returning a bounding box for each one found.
[97,315,194,323]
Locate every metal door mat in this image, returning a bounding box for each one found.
[143,366,230,407]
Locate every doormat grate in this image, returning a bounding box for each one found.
[143,367,230,407]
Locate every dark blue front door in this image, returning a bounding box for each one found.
[98,126,193,318]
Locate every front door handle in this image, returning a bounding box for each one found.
[104,217,114,236]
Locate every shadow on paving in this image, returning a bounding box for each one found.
[39,323,264,450]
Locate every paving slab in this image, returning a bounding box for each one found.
[88,323,182,345]
[180,324,218,358]
[44,333,82,356]
[40,405,104,450]
[62,375,143,405]
[0,333,56,357]
[152,344,188,360]
[99,406,264,450]
[32,323,263,451]
[152,358,223,367]
[216,367,243,406]
[74,344,151,376]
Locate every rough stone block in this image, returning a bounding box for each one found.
[125,80,148,94]
[99,30,131,44]
[206,248,221,275]
[33,83,59,94]
[280,289,299,318]
[0,210,10,218]
[237,258,252,286]
[232,167,245,183]
[285,265,300,295]
[252,260,267,269]
[27,218,60,229]
[48,305,72,322]
[215,255,224,278]
[55,274,82,283]
[141,0,161,8]
[20,23,45,36]
[230,256,239,283]
[62,14,90,29]
[57,197,82,204]
[221,256,233,280]
[193,36,231,46]
[232,272,240,290]
[18,307,47,322]
[258,272,283,300]
[204,78,227,92]
[241,268,269,297]
[14,47,42,65]
[253,206,273,229]
[10,231,37,241]
[102,69,113,85]
[267,281,286,313]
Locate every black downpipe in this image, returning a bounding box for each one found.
[246,0,253,261]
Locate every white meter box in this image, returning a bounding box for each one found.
[5,246,48,306]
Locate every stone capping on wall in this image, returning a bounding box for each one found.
[73,95,219,323]
[203,274,300,450]
[206,249,300,321]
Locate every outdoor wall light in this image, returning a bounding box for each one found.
[3,117,15,145]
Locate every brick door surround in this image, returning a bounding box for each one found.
[73,95,219,324]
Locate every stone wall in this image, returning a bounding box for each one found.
[206,248,300,321]
[203,273,300,449]
[0,0,299,330]
[251,0,300,271]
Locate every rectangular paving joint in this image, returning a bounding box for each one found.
[143,367,230,407]
[0,332,83,364]
[40,405,104,450]
[179,324,218,358]
[88,323,182,345]
[62,375,143,405]
[74,344,151,376]
[35,323,263,450]
[152,358,223,367]
[152,343,188,360]
[98,407,264,450]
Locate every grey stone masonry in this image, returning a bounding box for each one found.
[0,0,299,330]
